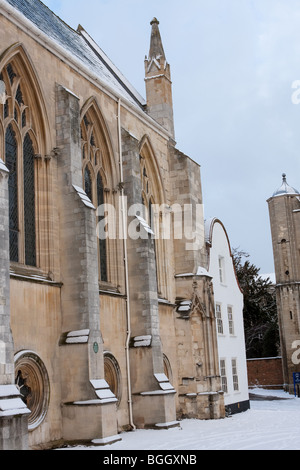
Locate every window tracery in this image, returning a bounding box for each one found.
[0,62,37,266]
[139,137,170,300]
[81,109,108,283]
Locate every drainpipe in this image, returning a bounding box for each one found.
[117,98,136,431]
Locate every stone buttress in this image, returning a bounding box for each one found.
[55,85,119,445]
[0,159,30,450]
[121,129,178,429]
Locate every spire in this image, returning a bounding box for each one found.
[148,18,166,61]
[144,18,175,138]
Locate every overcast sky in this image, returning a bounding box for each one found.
[42,0,300,274]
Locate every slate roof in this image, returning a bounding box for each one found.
[4,0,146,109]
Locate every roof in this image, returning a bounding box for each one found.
[272,173,299,197]
[3,0,146,109]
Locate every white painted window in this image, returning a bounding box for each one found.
[218,256,225,284]
[216,304,223,334]
[227,306,234,335]
[220,359,228,393]
[232,358,239,391]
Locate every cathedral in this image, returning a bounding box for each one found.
[0,0,225,450]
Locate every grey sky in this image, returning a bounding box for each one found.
[42,0,300,274]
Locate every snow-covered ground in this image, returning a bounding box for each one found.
[63,388,300,451]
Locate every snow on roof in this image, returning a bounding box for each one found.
[4,0,146,109]
[272,174,299,198]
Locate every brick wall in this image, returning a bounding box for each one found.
[247,357,283,389]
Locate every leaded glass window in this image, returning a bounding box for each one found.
[84,166,92,202]
[81,110,109,283]
[1,62,37,267]
[97,172,107,282]
[5,124,19,262]
[23,134,36,267]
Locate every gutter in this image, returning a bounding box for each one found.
[117,98,135,431]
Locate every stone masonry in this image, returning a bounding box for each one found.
[56,85,119,443]
[0,160,29,450]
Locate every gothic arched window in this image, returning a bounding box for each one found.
[97,172,107,282]
[81,110,108,283]
[1,62,37,267]
[84,166,92,202]
[5,124,18,262]
[23,133,36,267]
[139,137,170,300]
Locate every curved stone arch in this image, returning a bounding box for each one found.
[163,353,173,384]
[14,350,50,431]
[103,351,122,405]
[205,217,243,294]
[80,96,117,189]
[139,134,166,205]
[191,293,207,320]
[97,166,109,192]
[0,43,51,155]
[5,119,21,150]
[23,127,39,155]
[139,134,170,298]
[82,159,96,199]
[80,98,119,285]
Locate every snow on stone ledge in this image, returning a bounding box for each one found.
[133,335,152,347]
[61,329,90,345]
[73,184,95,209]
[0,385,20,398]
[0,393,30,418]
[154,372,175,392]
[0,158,9,173]
[89,379,118,404]
[90,379,110,390]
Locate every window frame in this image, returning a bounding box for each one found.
[218,255,226,284]
[227,305,235,335]
[1,62,38,268]
[81,110,109,284]
[220,359,228,394]
[231,358,239,392]
[216,303,224,335]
